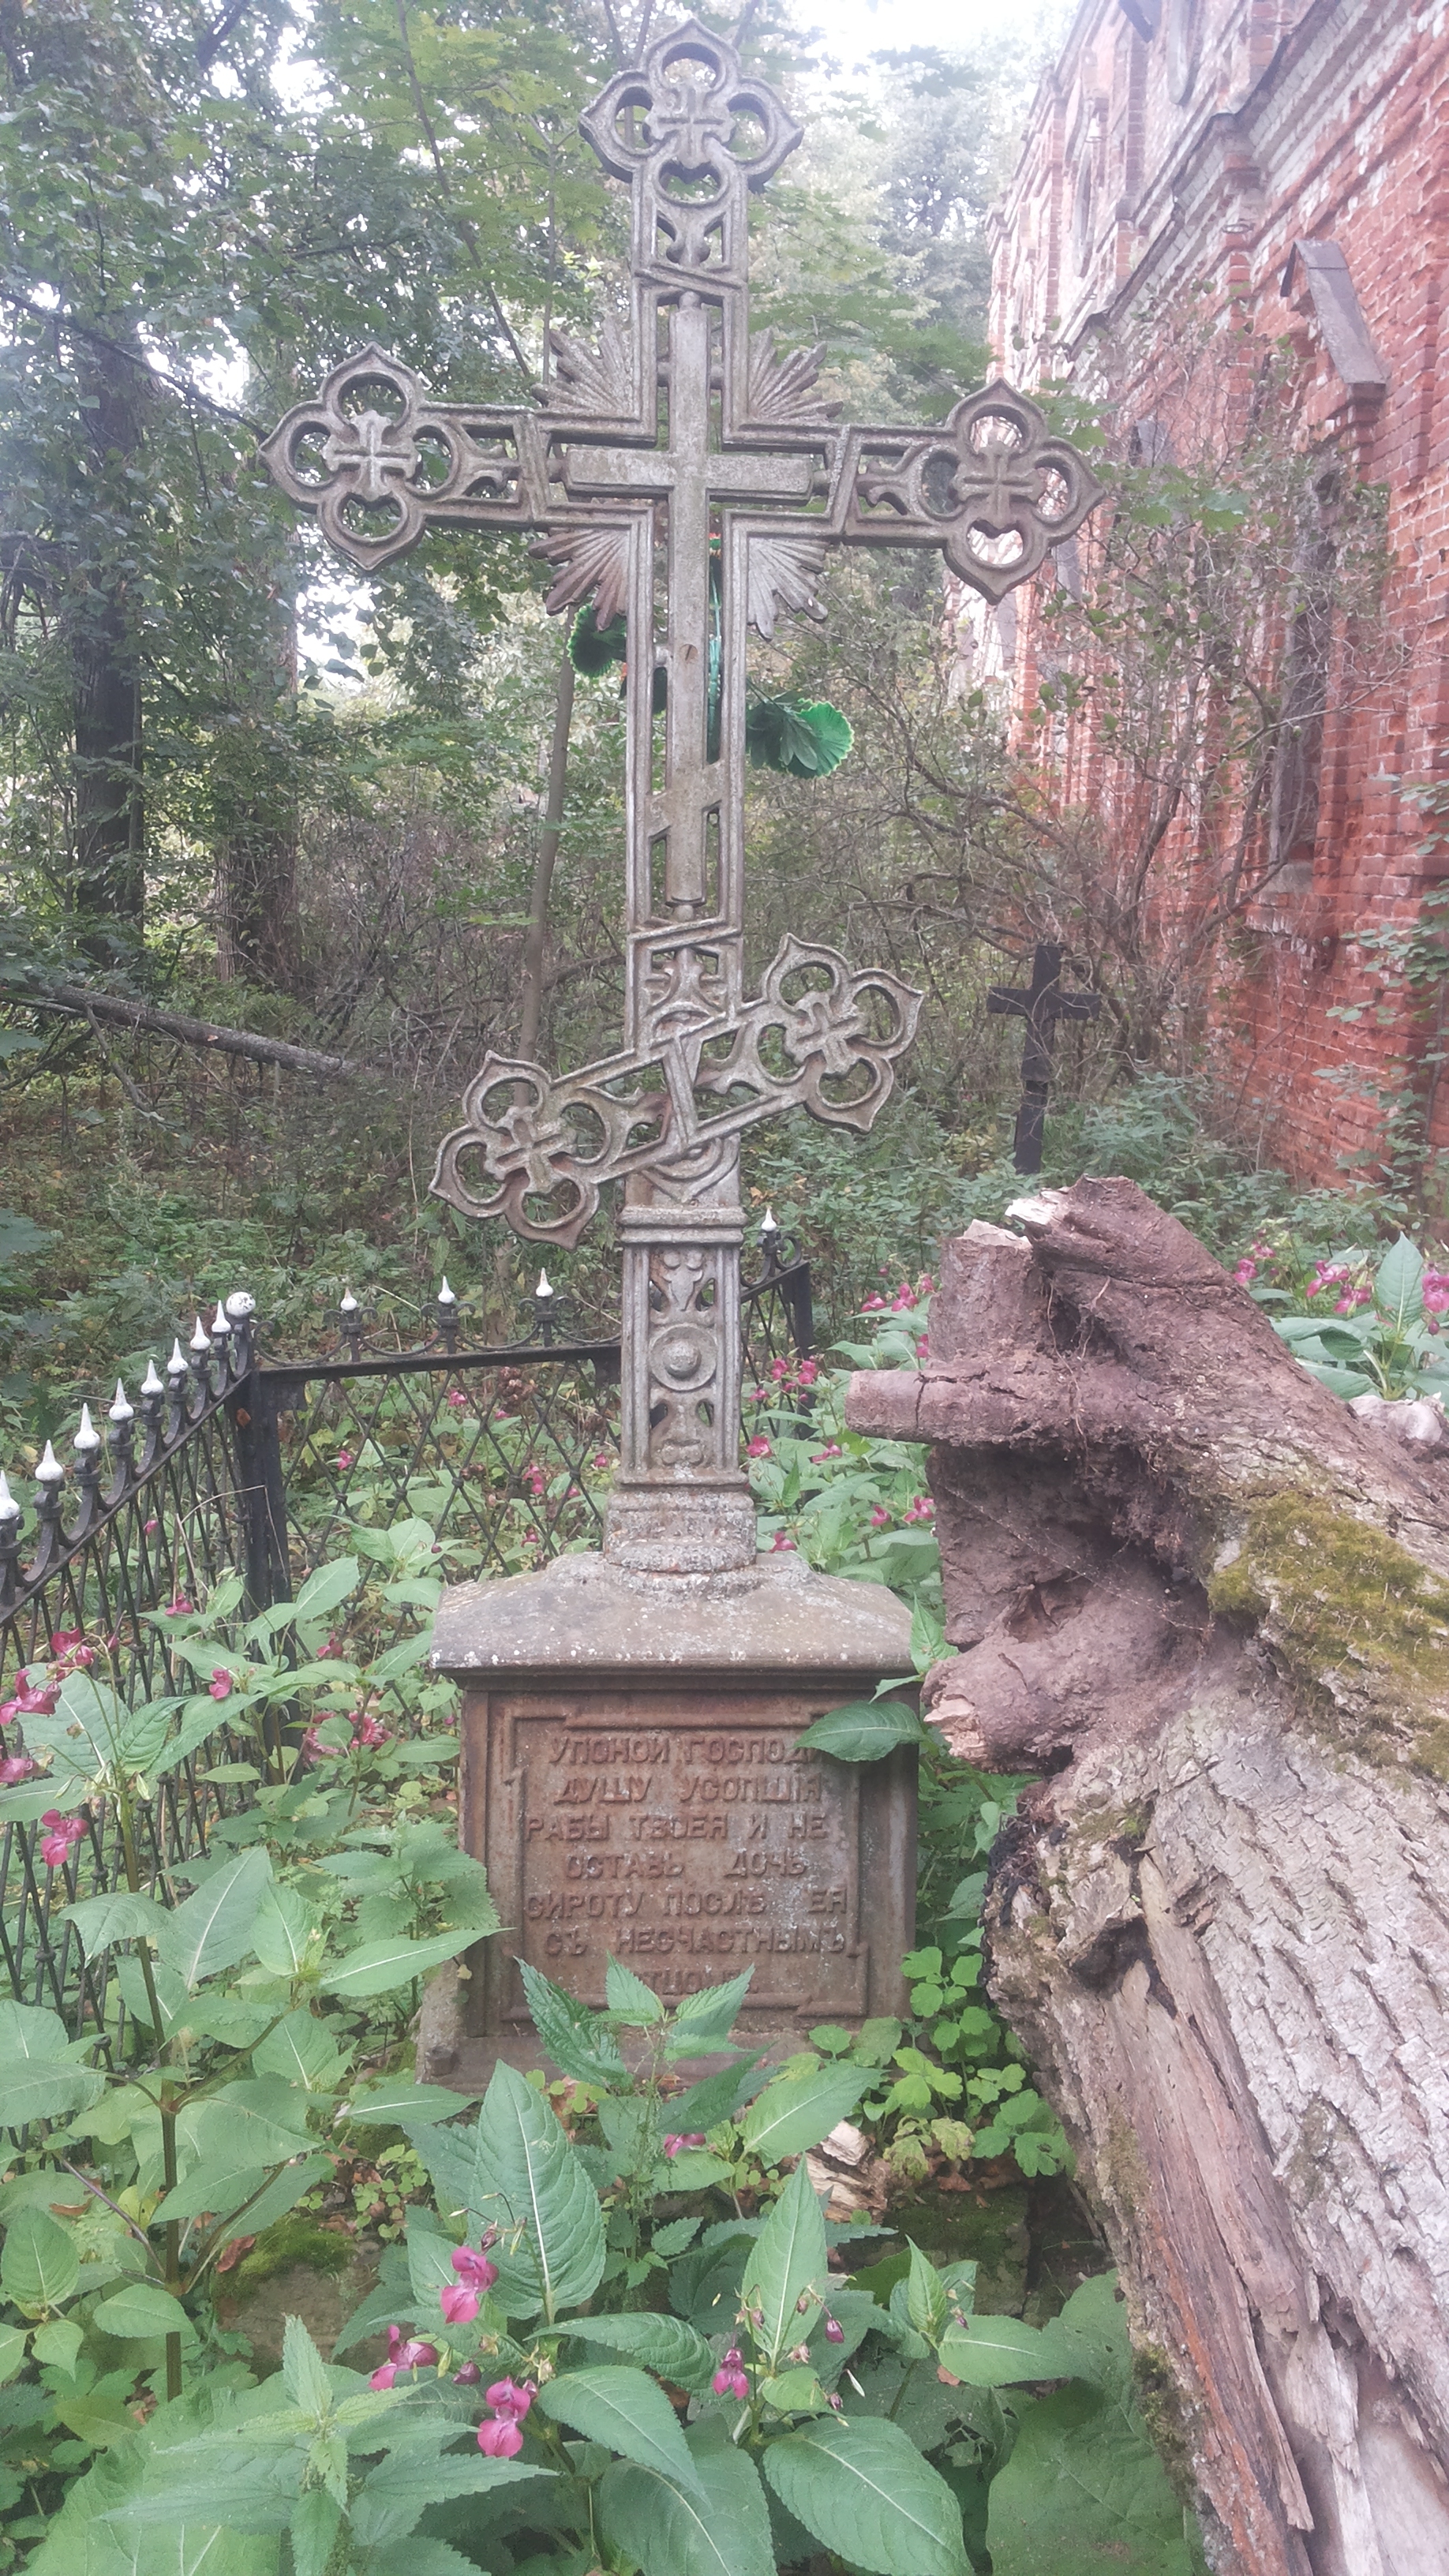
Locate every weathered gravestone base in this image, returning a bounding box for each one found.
[847,1179,1449,2576]
[424,1552,915,2087]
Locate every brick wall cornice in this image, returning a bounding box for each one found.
[1039,0,1410,362]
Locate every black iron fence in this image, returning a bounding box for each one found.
[0,1238,811,2031]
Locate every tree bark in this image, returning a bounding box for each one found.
[845,1178,1449,2576]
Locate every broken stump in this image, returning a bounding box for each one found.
[846,1178,1449,2576]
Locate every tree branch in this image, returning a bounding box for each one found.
[0,290,260,431]
[9,986,366,1078]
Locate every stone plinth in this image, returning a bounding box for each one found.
[425,1552,916,2084]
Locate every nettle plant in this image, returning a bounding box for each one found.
[1237,1229,1449,1401]
[0,1542,489,2480]
[38,1961,1202,2576]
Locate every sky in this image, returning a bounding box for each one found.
[796,0,1066,80]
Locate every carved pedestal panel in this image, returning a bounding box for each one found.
[424,1554,916,2083]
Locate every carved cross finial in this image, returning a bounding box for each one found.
[260,25,1103,1567]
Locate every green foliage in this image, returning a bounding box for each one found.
[985,2278,1208,2575]
[27,1934,1178,2576]
[0,1518,490,2503]
[1240,1226,1449,1400]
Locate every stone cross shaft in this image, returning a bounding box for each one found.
[261,20,1102,1571]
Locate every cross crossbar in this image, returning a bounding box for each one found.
[261,21,1103,1570]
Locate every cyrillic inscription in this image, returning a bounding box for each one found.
[511,1704,863,2009]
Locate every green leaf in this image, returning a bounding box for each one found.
[252,1881,319,1979]
[0,2323,28,2383]
[0,1999,106,2129]
[293,1557,361,1624]
[605,1954,665,2022]
[318,1924,481,1998]
[665,1967,754,2054]
[906,2240,949,2346]
[741,2155,827,2365]
[598,2414,776,2576]
[986,2279,1201,2575]
[283,2314,332,2417]
[1,2207,80,2310]
[175,2081,317,2175]
[514,1961,629,2086]
[795,1700,926,1761]
[471,2061,606,2320]
[61,1888,168,1953]
[667,2052,768,2133]
[351,2451,549,2547]
[290,2488,343,2576]
[343,2079,480,2125]
[51,1669,128,1774]
[153,2153,330,2234]
[155,1847,273,1988]
[763,2414,968,2576]
[1297,1357,1378,1397]
[1376,1233,1425,1327]
[938,2311,1067,2387]
[742,2064,867,2164]
[564,2312,718,2393]
[252,2007,349,2093]
[93,2281,196,2342]
[32,2316,84,2376]
[538,2364,704,2495]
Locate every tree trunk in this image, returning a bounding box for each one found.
[213,560,301,990]
[70,339,145,940]
[519,649,574,1062]
[845,1178,1449,2576]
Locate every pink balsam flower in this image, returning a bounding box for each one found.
[39,1811,85,1870]
[452,2242,499,2291]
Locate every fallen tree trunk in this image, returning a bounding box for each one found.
[846,1178,1449,2576]
[13,984,363,1078]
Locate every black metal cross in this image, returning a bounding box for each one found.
[987,942,1101,1174]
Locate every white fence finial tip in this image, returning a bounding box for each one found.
[36,1440,64,1483]
[0,1470,18,1522]
[190,1315,211,1353]
[74,1405,101,1453]
[438,1276,457,1305]
[339,1289,358,1314]
[109,1380,134,1423]
[141,1360,163,1396]
[536,1268,555,1298]
[167,1339,187,1376]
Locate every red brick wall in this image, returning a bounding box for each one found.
[987,0,1449,1184]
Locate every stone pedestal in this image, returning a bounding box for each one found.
[425,1552,916,2085]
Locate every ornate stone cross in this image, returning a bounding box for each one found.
[987,940,1102,1174]
[262,21,1102,1574]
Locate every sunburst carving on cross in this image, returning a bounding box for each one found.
[261,19,1102,1573]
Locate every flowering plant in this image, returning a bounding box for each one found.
[1237,1230,1449,1401]
[45,1957,1189,2576]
